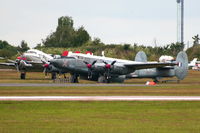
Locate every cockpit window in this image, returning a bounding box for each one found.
[27,51,37,54]
[61,57,76,59]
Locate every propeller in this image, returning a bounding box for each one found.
[103,60,116,79]
[43,63,49,74]
[13,57,22,72]
[7,59,20,72]
[43,62,53,76]
[41,58,52,76]
[84,60,97,79]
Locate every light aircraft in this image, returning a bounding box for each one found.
[126,51,188,82]
[188,58,200,70]
[45,51,186,83]
[0,49,53,79]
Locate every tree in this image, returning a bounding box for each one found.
[72,26,90,47]
[169,42,184,56]
[43,16,91,48]
[92,38,101,46]
[17,40,29,52]
[123,44,131,51]
[34,43,42,49]
[0,40,17,58]
[0,40,9,49]
[192,34,200,46]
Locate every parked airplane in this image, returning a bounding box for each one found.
[0,49,53,79]
[45,51,185,83]
[188,58,200,70]
[126,51,188,82]
[188,58,198,67]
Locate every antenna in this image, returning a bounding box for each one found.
[177,0,184,44]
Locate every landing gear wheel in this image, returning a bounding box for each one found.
[98,76,109,83]
[70,73,79,83]
[51,72,57,80]
[20,72,26,79]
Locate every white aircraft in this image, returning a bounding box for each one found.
[0,49,53,79]
[188,58,200,70]
[23,49,53,63]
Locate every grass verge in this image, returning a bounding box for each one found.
[0,101,200,133]
[1,85,200,96]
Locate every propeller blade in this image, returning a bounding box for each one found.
[83,61,89,64]
[16,64,19,72]
[103,61,108,65]
[102,60,117,80]
[92,60,97,65]
[111,60,116,65]
[43,68,46,73]
[83,60,97,79]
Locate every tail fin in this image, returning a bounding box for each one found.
[175,51,188,80]
[135,51,147,62]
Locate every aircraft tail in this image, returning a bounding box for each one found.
[135,51,147,62]
[175,51,188,80]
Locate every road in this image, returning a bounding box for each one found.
[1,96,200,101]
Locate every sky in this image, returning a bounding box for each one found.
[0,0,199,48]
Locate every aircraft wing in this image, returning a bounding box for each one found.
[0,62,16,69]
[124,62,177,70]
[0,63,15,66]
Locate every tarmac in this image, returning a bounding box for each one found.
[0,83,152,87]
[1,96,200,101]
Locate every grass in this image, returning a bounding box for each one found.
[0,69,200,84]
[0,70,200,96]
[1,70,200,132]
[0,101,200,133]
[1,85,200,96]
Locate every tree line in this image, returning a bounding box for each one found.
[0,16,199,60]
[0,40,29,58]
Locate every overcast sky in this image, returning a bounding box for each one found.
[0,0,199,48]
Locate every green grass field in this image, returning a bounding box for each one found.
[1,101,200,133]
[1,70,200,133]
[0,70,200,96]
[1,85,200,96]
[0,69,200,84]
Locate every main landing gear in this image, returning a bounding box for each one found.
[20,72,26,79]
[98,75,110,83]
[51,72,57,80]
[70,73,79,83]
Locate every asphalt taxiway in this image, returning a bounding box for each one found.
[1,96,200,101]
[0,83,152,87]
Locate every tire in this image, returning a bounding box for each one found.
[20,73,26,79]
[98,76,109,83]
[51,72,57,80]
[70,74,79,83]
